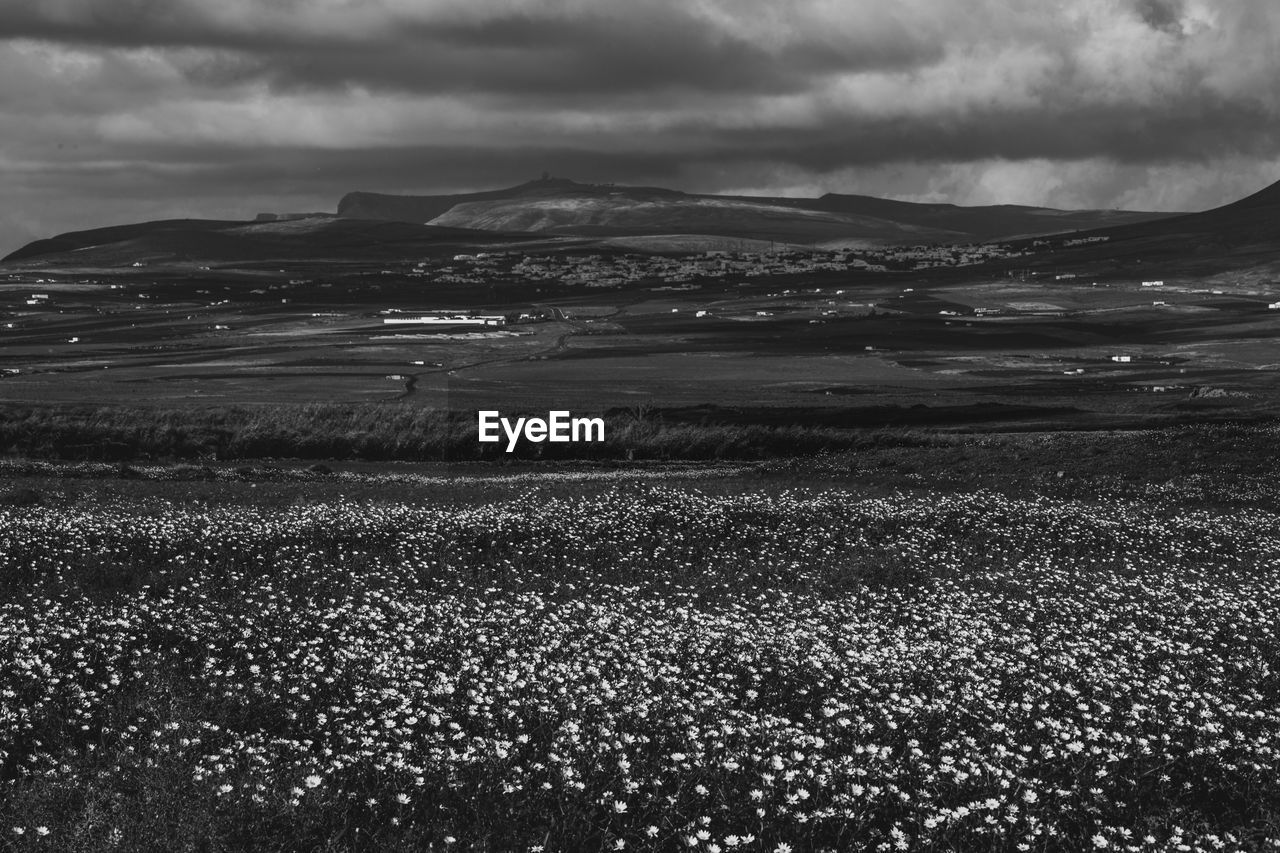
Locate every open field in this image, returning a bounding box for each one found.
[1,427,1280,852]
[2,262,1280,432]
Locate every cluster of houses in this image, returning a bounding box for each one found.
[871,243,1024,270]
[510,250,880,286]
[391,244,1031,290]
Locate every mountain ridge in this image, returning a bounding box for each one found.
[337,178,1179,246]
[1016,175,1280,267]
[1,217,549,266]
[10,175,1280,268]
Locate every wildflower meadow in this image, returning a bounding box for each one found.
[1,475,1279,851]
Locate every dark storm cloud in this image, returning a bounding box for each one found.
[248,21,911,98]
[0,0,380,51]
[1133,0,1187,33]
[686,98,1280,171]
[9,142,694,203]
[1,1,941,96]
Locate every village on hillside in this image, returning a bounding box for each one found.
[400,242,1030,288]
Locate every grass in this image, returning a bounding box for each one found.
[1,427,1279,850]
[0,403,950,463]
[4,420,1277,511]
[1,464,1280,851]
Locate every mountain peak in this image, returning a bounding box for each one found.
[513,176,587,190]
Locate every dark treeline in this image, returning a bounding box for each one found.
[0,404,946,463]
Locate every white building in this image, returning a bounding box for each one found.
[383,314,505,326]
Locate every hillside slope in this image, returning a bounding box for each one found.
[1016,176,1280,273]
[427,194,962,244]
[2,217,545,266]
[811,194,1176,241]
[4,219,248,263]
[342,179,1179,246]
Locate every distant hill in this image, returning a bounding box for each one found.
[337,178,685,222]
[1,217,552,266]
[808,194,1176,242]
[4,177,1213,268]
[1014,176,1280,272]
[5,219,248,264]
[341,178,1180,247]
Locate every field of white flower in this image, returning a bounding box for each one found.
[2,483,1279,852]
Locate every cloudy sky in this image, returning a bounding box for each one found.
[3,0,1279,255]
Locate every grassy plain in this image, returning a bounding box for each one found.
[2,261,1279,426]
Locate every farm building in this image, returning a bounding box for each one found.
[383,314,506,327]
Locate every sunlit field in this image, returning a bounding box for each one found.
[2,476,1280,852]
